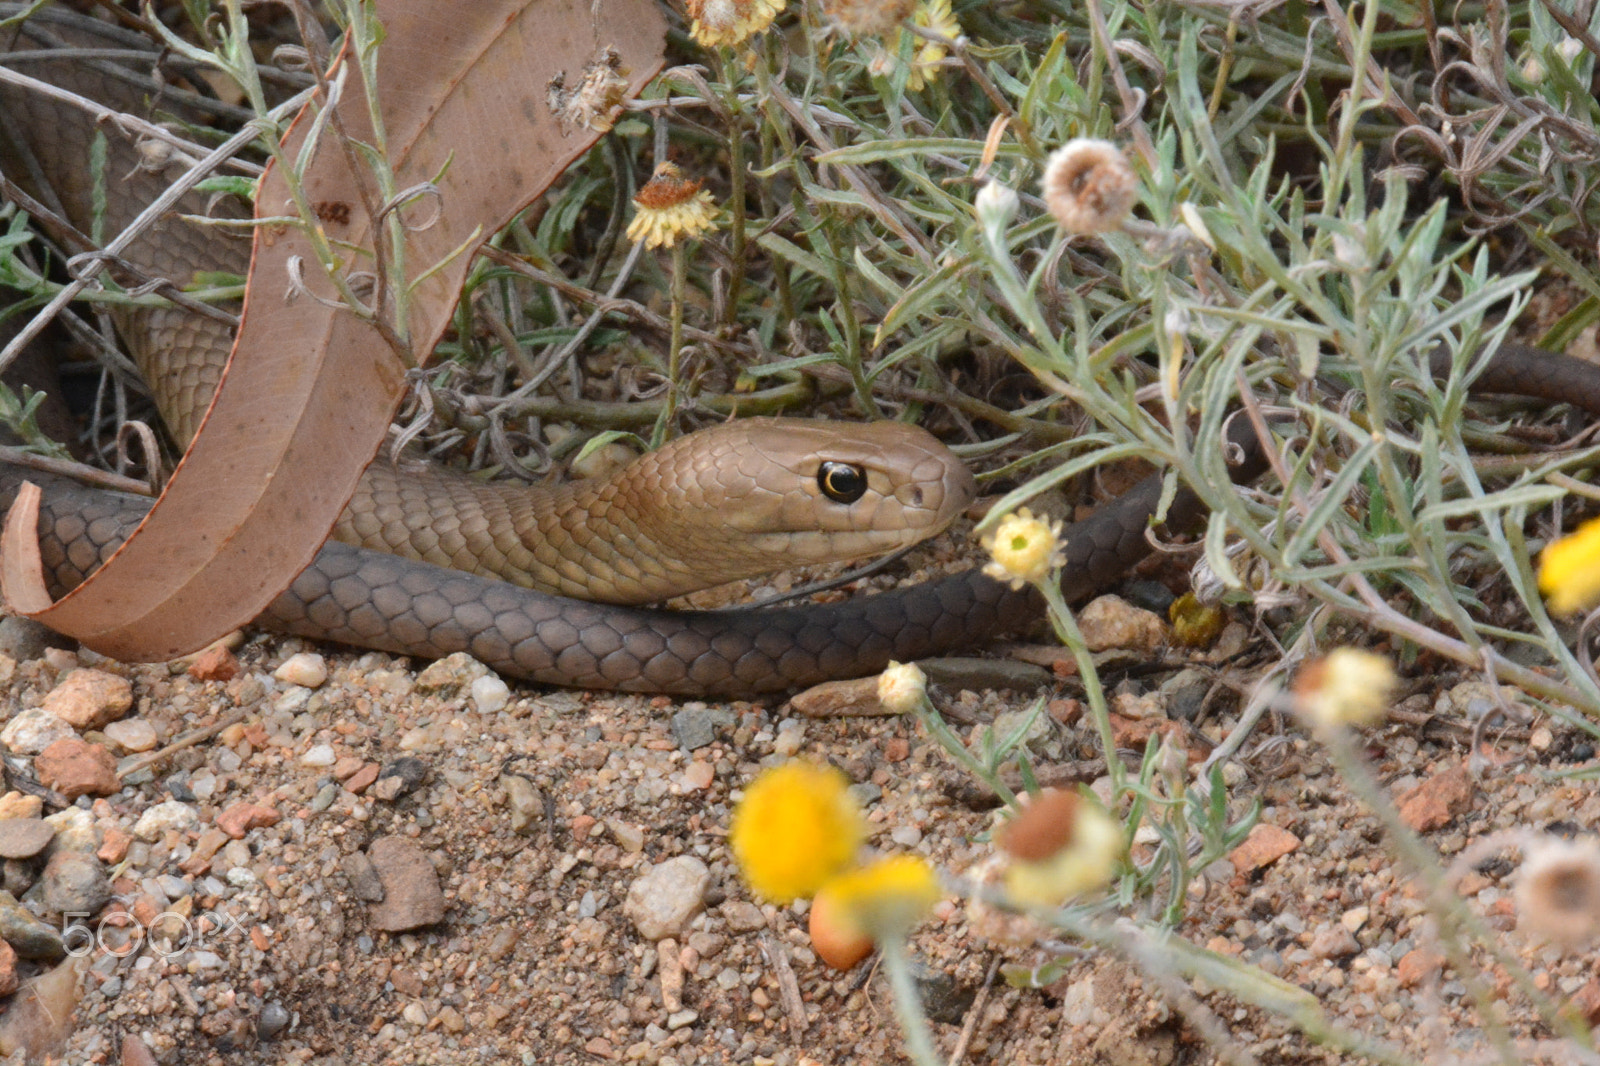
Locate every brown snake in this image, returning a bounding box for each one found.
[4,14,1600,695]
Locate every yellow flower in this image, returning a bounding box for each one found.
[730,762,865,903]
[1516,835,1600,947]
[1041,139,1139,235]
[997,789,1123,908]
[981,507,1066,590]
[813,855,940,940]
[1539,516,1600,616]
[876,660,927,714]
[904,0,958,90]
[626,163,719,250]
[1291,648,1396,729]
[686,0,785,47]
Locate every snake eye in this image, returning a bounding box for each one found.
[818,461,868,504]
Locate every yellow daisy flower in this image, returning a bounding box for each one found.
[905,0,958,90]
[686,0,786,47]
[1539,516,1600,616]
[1291,648,1397,730]
[626,163,719,250]
[981,507,1066,590]
[730,762,865,903]
[813,855,941,940]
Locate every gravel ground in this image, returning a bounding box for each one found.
[0,559,1593,1065]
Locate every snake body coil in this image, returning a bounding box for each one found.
[5,15,1600,695]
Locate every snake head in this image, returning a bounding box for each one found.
[617,418,977,584]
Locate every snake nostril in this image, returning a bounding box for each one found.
[909,486,924,508]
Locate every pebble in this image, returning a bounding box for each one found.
[273,652,328,689]
[672,707,718,751]
[40,669,133,731]
[301,743,337,767]
[682,762,715,791]
[45,807,97,852]
[0,939,16,997]
[0,617,57,661]
[310,783,340,812]
[1077,594,1168,654]
[344,764,380,794]
[720,899,767,933]
[186,645,239,682]
[0,794,41,821]
[96,825,131,863]
[0,889,64,959]
[1,709,75,755]
[102,718,159,753]
[1396,762,1475,832]
[501,774,543,835]
[258,1001,291,1040]
[373,757,429,800]
[609,820,645,853]
[470,674,511,713]
[772,719,806,757]
[1310,925,1360,959]
[1228,823,1301,875]
[35,737,121,799]
[366,837,445,931]
[890,826,923,847]
[623,856,710,940]
[1341,906,1370,934]
[343,851,387,902]
[0,819,53,860]
[133,800,199,842]
[215,802,281,839]
[40,851,111,917]
[414,652,487,694]
[2,861,31,898]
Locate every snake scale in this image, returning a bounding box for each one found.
[4,14,1600,696]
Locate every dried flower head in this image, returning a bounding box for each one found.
[1539,516,1600,616]
[626,163,719,250]
[821,0,917,37]
[548,50,630,133]
[1292,648,1396,729]
[981,507,1066,591]
[812,854,940,941]
[1041,139,1138,235]
[1516,836,1600,946]
[686,0,786,47]
[730,761,864,903]
[998,789,1123,907]
[877,660,927,714]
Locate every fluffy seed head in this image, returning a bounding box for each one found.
[1516,836,1600,946]
[1041,139,1138,235]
